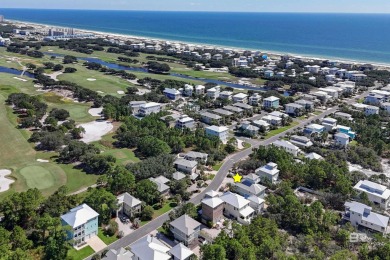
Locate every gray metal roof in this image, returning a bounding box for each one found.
[345,201,389,227]
[117,193,142,208]
[170,214,201,236]
[174,158,198,168]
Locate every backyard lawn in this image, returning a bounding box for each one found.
[67,246,95,260]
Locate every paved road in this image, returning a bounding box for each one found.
[85,89,373,259]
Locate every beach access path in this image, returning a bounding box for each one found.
[84,87,376,259]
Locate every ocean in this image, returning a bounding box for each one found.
[1,9,390,64]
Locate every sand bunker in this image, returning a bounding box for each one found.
[97,91,105,94]
[117,91,125,95]
[37,159,49,163]
[79,120,114,143]
[88,107,103,117]
[0,169,14,192]
[87,78,97,81]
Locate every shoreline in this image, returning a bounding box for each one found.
[7,18,390,69]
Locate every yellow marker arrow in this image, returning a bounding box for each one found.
[233,173,242,183]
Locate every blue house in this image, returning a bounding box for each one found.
[337,125,356,139]
[263,96,280,109]
[61,204,99,247]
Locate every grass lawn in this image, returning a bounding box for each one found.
[242,142,251,149]
[313,110,322,115]
[212,162,223,171]
[57,64,134,97]
[92,134,140,165]
[140,200,177,226]
[349,140,358,146]
[265,122,299,139]
[42,93,96,123]
[67,246,95,260]
[98,227,118,245]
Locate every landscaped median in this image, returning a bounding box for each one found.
[264,122,299,139]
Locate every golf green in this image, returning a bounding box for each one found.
[19,166,55,190]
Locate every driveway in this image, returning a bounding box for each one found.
[87,236,107,252]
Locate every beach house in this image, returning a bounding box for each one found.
[117,193,142,218]
[321,117,337,131]
[174,158,198,174]
[220,192,255,225]
[130,235,171,260]
[232,93,248,103]
[60,204,99,247]
[200,111,222,125]
[170,214,201,246]
[343,201,389,235]
[175,115,195,130]
[138,102,161,117]
[163,88,182,100]
[353,180,390,210]
[272,140,301,156]
[249,93,262,106]
[205,125,229,143]
[201,195,224,224]
[255,162,280,184]
[263,96,280,109]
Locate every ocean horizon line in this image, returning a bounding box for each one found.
[1,8,390,15]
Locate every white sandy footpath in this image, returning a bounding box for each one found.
[88,107,103,117]
[0,169,14,192]
[79,120,114,143]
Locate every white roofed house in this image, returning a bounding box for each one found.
[365,105,379,116]
[60,204,99,247]
[334,112,353,121]
[321,117,338,132]
[285,103,304,116]
[183,84,194,97]
[195,85,205,95]
[219,91,233,100]
[256,162,280,184]
[354,180,390,210]
[220,192,255,225]
[200,111,222,125]
[169,214,201,246]
[174,158,198,174]
[184,151,208,163]
[272,139,301,156]
[251,119,270,132]
[232,93,248,103]
[207,86,221,99]
[205,125,229,143]
[233,177,267,198]
[223,105,244,116]
[201,194,224,225]
[289,135,313,148]
[175,115,195,130]
[117,193,142,218]
[343,201,389,235]
[263,96,280,109]
[163,88,182,101]
[334,132,350,147]
[104,248,134,260]
[304,123,325,136]
[249,93,262,106]
[262,114,282,126]
[130,235,171,260]
[239,121,259,137]
[138,102,161,117]
[233,102,253,112]
[169,243,195,260]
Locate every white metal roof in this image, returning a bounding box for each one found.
[130,235,171,260]
[60,204,99,228]
[220,191,250,209]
